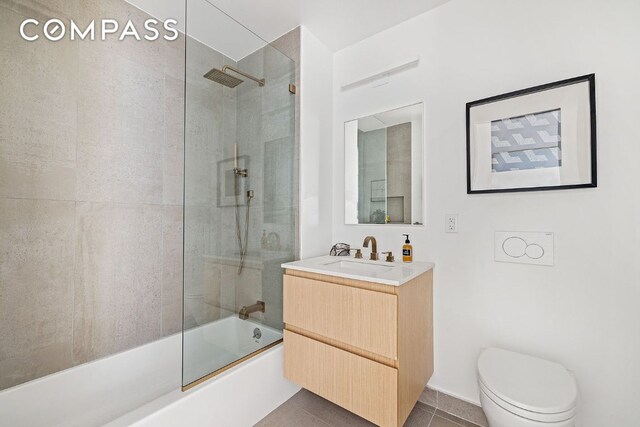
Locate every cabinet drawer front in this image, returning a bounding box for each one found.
[284,275,397,359]
[284,330,398,427]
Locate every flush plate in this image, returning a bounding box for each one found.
[494,231,554,266]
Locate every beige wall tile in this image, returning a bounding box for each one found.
[79,0,184,81]
[235,265,263,322]
[161,205,183,336]
[0,0,187,390]
[0,7,77,200]
[270,27,301,65]
[201,261,221,309]
[75,46,165,204]
[163,76,185,206]
[183,79,223,207]
[219,263,238,314]
[0,198,75,389]
[73,202,163,364]
[0,0,80,19]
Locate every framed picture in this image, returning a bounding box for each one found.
[466,74,596,194]
[217,155,249,207]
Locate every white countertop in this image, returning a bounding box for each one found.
[282,255,434,286]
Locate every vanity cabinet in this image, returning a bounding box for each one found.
[283,267,433,427]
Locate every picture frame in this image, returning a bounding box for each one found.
[466,74,597,194]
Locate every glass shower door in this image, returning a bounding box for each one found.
[182,0,296,389]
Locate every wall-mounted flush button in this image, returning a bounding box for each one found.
[495,231,554,266]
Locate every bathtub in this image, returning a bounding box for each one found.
[0,317,299,427]
[183,316,284,387]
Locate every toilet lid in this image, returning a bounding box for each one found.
[477,348,578,414]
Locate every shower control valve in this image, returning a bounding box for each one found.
[233,167,248,177]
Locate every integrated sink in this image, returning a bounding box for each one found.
[282,255,434,286]
[322,259,393,275]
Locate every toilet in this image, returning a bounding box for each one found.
[477,348,578,427]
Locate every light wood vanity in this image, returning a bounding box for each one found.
[282,256,434,427]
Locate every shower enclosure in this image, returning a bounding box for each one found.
[182,0,297,389]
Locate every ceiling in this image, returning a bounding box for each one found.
[211,0,451,52]
[126,0,451,58]
[211,0,449,52]
[125,0,268,60]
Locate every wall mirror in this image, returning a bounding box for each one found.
[344,103,424,225]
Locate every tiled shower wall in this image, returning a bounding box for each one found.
[0,0,185,389]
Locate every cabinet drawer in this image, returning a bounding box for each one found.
[284,275,397,359]
[284,330,398,427]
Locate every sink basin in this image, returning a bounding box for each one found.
[322,260,393,275]
[282,255,434,286]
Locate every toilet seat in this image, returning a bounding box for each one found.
[477,348,578,422]
[479,378,576,422]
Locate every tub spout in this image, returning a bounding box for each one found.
[239,300,265,320]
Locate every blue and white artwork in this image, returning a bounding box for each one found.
[491,109,561,173]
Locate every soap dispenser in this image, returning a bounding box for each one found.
[402,234,413,263]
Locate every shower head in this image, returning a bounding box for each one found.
[203,65,265,88]
[203,68,243,88]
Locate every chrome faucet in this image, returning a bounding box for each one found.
[362,236,379,260]
[239,300,265,320]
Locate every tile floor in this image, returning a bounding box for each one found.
[255,389,481,427]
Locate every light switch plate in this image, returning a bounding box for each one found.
[494,231,554,266]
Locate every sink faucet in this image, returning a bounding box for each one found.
[362,236,379,260]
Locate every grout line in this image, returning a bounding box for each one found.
[426,409,436,427]
[70,199,77,364]
[0,195,183,208]
[300,408,332,427]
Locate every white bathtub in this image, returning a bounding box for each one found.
[0,317,299,427]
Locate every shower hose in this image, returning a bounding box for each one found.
[234,172,252,275]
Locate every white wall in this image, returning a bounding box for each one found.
[331,1,640,426]
[300,27,334,258]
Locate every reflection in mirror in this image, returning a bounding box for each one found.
[345,103,424,225]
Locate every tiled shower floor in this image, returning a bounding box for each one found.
[254,389,481,427]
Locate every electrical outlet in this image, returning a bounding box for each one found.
[445,214,458,233]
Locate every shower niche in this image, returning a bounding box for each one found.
[182,0,296,389]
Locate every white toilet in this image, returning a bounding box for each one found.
[477,348,578,427]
